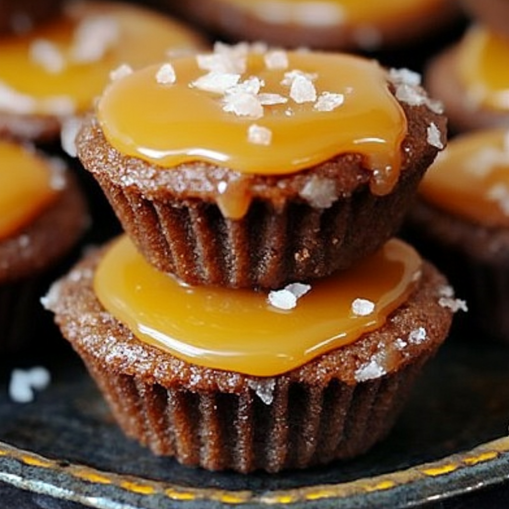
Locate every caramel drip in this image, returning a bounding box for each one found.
[94,236,421,377]
[0,1,203,115]
[0,141,59,239]
[419,128,509,227]
[98,50,407,219]
[457,26,509,112]
[223,0,446,24]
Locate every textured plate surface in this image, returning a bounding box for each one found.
[1,324,509,509]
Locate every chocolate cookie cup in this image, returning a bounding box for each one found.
[163,0,458,52]
[425,26,509,133]
[0,1,207,143]
[407,128,509,341]
[45,238,455,473]
[77,46,446,289]
[0,141,88,353]
[0,0,63,35]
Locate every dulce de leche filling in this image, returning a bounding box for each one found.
[220,0,446,25]
[457,25,509,112]
[0,1,203,116]
[94,236,421,377]
[0,141,59,240]
[419,128,509,227]
[97,46,407,211]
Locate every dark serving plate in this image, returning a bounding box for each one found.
[0,321,508,509]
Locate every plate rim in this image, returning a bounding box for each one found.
[0,435,508,509]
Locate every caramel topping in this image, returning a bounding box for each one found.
[222,0,446,25]
[94,236,421,377]
[0,1,204,116]
[457,26,509,112]
[98,47,407,213]
[0,141,59,239]
[419,128,509,227]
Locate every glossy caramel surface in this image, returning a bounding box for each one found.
[0,1,204,116]
[94,236,421,376]
[419,128,509,226]
[98,48,407,200]
[0,141,59,239]
[457,26,509,112]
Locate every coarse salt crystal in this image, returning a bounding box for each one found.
[299,176,337,208]
[439,296,468,313]
[60,117,82,158]
[228,76,264,96]
[314,91,344,112]
[427,122,444,149]
[281,69,317,87]
[351,298,375,316]
[395,338,407,350]
[389,68,422,87]
[0,81,37,114]
[247,378,276,405]
[155,63,176,85]
[191,71,240,94]
[223,92,264,118]
[355,358,386,382]
[268,282,311,310]
[258,93,288,106]
[264,49,289,70]
[70,15,119,64]
[289,74,317,104]
[408,327,427,344]
[30,39,65,73]
[248,124,272,145]
[109,63,133,82]
[395,83,427,107]
[9,367,51,404]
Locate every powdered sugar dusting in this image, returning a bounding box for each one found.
[268,282,311,310]
[351,298,375,316]
[248,124,272,145]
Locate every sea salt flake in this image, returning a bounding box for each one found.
[439,296,468,313]
[247,378,276,405]
[191,71,240,94]
[258,93,288,106]
[268,283,311,310]
[70,15,119,63]
[264,49,289,70]
[9,367,51,404]
[109,63,133,82]
[289,75,317,104]
[299,177,337,208]
[395,83,427,107]
[228,76,264,96]
[155,63,176,85]
[40,281,63,311]
[197,42,248,74]
[389,68,422,87]
[223,92,263,118]
[281,69,317,87]
[395,338,408,350]
[30,39,65,73]
[487,183,509,215]
[355,359,386,382]
[408,327,427,344]
[351,298,375,316]
[314,91,344,112]
[0,81,37,114]
[41,96,76,116]
[60,117,82,157]
[427,122,444,149]
[248,124,272,145]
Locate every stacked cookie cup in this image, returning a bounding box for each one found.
[46,43,457,473]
